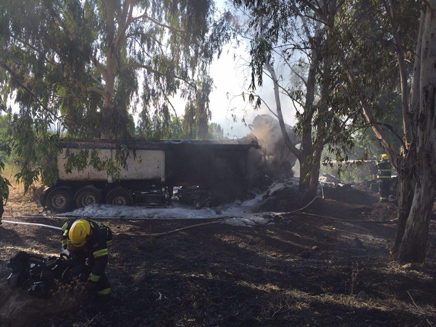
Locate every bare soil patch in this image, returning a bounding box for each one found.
[1,184,436,326]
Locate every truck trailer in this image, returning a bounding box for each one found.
[40,139,258,213]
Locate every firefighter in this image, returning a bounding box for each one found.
[376,154,392,202]
[61,218,113,298]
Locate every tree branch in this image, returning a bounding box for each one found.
[324,115,352,145]
[367,121,406,149]
[89,53,108,81]
[423,0,436,12]
[262,69,305,108]
[298,0,328,25]
[120,62,196,89]
[157,79,178,116]
[264,61,302,161]
[0,60,57,118]
[132,13,184,34]
[334,40,399,159]
[114,0,135,49]
[382,0,411,142]
[86,87,107,98]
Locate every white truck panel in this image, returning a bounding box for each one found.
[57,149,165,182]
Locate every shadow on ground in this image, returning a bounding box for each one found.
[0,187,435,326]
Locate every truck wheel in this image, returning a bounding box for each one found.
[75,187,100,208]
[106,188,133,206]
[46,188,74,213]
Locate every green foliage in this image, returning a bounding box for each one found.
[136,114,225,140]
[0,172,11,200]
[167,116,187,139]
[208,122,225,139]
[64,146,126,182]
[0,113,11,199]
[230,0,418,194]
[9,112,62,191]
[0,114,11,163]
[182,77,213,139]
[0,0,225,193]
[321,90,404,183]
[0,111,12,198]
[0,0,216,139]
[228,1,366,196]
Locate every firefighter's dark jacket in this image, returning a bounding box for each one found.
[61,219,112,283]
[376,160,392,180]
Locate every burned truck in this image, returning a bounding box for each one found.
[40,139,258,213]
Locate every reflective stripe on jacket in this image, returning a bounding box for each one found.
[376,160,391,179]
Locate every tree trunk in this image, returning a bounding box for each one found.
[298,147,322,202]
[397,167,435,262]
[298,2,334,203]
[297,20,322,202]
[392,154,415,258]
[100,1,116,139]
[392,7,423,259]
[264,2,327,205]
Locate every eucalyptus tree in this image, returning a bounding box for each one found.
[368,0,436,263]
[236,0,435,262]
[326,0,433,262]
[1,0,215,139]
[0,0,218,192]
[230,0,364,201]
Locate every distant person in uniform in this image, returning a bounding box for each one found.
[376,154,392,202]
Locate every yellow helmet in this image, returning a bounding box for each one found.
[69,219,91,248]
[381,154,389,160]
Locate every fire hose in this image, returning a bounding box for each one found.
[0,193,396,236]
[2,219,62,230]
[1,217,223,236]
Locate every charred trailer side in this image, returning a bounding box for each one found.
[165,141,254,206]
[40,139,257,213]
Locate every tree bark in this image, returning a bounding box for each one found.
[296,16,324,201]
[392,9,422,259]
[383,0,411,140]
[397,166,435,262]
[299,147,323,202]
[395,2,436,262]
[299,1,334,203]
[99,0,133,139]
[392,153,415,258]
[264,62,302,161]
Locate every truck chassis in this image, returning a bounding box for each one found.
[40,139,257,213]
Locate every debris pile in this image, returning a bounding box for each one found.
[7,251,70,298]
[254,179,301,212]
[0,251,89,327]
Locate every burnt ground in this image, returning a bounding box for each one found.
[1,183,436,327]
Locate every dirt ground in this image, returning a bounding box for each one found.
[1,183,436,327]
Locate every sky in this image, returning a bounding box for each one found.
[196,43,297,139]
[206,44,295,138]
[170,0,298,139]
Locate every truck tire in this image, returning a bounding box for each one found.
[46,188,74,213]
[106,188,133,206]
[75,187,101,208]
